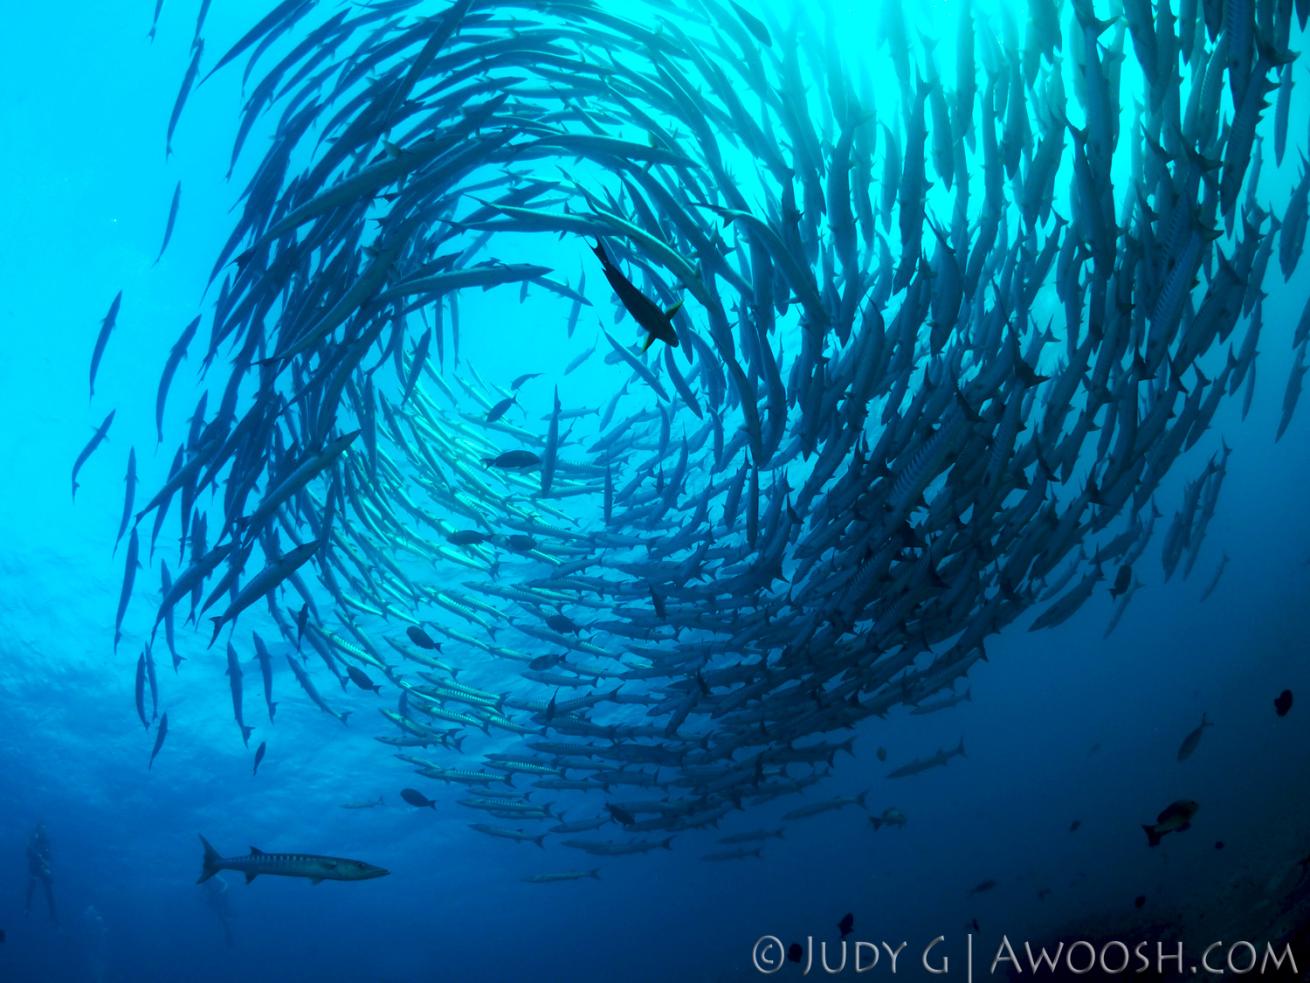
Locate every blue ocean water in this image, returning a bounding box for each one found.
[2,1,1310,981]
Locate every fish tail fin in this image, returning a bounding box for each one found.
[856,790,869,810]
[339,711,352,726]
[535,835,546,848]
[1142,824,1162,847]
[241,725,254,746]
[870,817,883,831]
[198,835,222,883]
[208,617,223,647]
[269,702,277,722]
[661,836,674,850]
[589,868,601,879]
[957,738,966,757]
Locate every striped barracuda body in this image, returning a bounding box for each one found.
[197,835,388,885]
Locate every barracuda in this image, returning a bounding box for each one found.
[197,836,388,885]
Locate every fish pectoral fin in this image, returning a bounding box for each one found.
[664,300,684,319]
[244,872,257,884]
[641,332,657,352]
[311,877,324,886]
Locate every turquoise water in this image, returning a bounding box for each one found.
[3,1,1310,981]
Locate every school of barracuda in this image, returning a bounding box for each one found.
[82,0,1310,853]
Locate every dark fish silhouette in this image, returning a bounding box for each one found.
[590,240,681,351]
[406,626,440,650]
[149,713,169,770]
[1143,800,1198,847]
[71,410,115,501]
[1177,713,1212,761]
[401,788,437,809]
[89,291,122,401]
[1275,689,1294,717]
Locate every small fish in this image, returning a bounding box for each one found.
[346,666,381,694]
[511,372,542,389]
[115,526,140,651]
[340,797,385,810]
[486,395,516,423]
[167,40,204,157]
[528,653,564,671]
[524,869,600,883]
[701,847,762,861]
[1134,895,1146,909]
[400,788,436,809]
[89,291,122,401]
[868,808,906,831]
[149,712,169,769]
[72,410,116,501]
[1275,689,1294,717]
[968,879,997,895]
[1069,819,1081,832]
[730,0,773,46]
[606,803,635,826]
[135,652,150,730]
[115,447,137,550]
[876,746,887,762]
[1142,800,1198,846]
[406,626,441,650]
[483,450,540,469]
[546,613,579,634]
[253,741,266,776]
[838,912,854,939]
[1176,712,1211,761]
[1215,841,1225,850]
[590,239,681,351]
[154,181,181,265]
[1109,563,1132,598]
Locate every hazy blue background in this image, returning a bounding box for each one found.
[1,1,1309,981]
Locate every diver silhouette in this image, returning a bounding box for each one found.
[24,822,57,924]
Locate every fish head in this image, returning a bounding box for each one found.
[338,859,390,880]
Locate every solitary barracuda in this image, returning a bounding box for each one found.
[524,869,601,883]
[197,835,388,885]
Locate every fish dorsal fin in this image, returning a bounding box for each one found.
[249,846,264,855]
